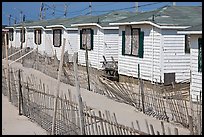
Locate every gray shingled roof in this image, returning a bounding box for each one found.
[71,11,136,27]
[111,6,202,27]
[11,11,135,28]
[184,24,202,31]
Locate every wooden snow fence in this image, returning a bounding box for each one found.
[97,76,202,134]
[2,64,202,135]
[1,66,149,135]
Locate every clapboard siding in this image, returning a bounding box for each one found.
[44,30,54,57]
[118,25,162,82]
[67,30,78,54]
[26,29,35,49]
[15,30,21,48]
[163,33,190,83]
[190,35,202,101]
[98,28,105,69]
[104,29,119,61]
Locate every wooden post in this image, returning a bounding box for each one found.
[149,124,155,135]
[174,128,179,135]
[98,111,105,135]
[36,30,39,70]
[167,127,171,135]
[188,115,194,135]
[85,32,90,91]
[73,52,85,135]
[51,38,66,135]
[160,121,165,135]
[140,79,145,113]
[18,69,23,115]
[145,119,150,134]
[189,95,194,135]
[20,25,25,64]
[199,91,202,135]
[136,120,140,131]
[5,32,12,102]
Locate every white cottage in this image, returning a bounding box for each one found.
[71,11,134,69]
[178,24,202,101]
[5,16,90,60]
[6,20,52,55]
[45,16,93,60]
[110,6,202,84]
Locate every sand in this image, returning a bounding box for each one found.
[2,94,48,135]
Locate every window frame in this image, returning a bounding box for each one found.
[124,27,141,57]
[34,29,42,45]
[53,29,62,47]
[80,28,93,50]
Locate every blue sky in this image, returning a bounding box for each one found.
[2,2,202,25]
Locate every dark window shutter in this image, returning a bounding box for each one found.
[9,29,14,41]
[122,31,125,55]
[139,31,144,58]
[80,30,83,49]
[185,35,190,53]
[91,29,94,50]
[20,29,25,43]
[39,30,42,45]
[34,30,37,44]
[23,29,25,43]
[198,38,202,72]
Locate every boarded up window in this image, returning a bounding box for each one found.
[34,29,42,45]
[185,35,190,53]
[20,28,25,43]
[125,26,131,54]
[53,29,61,47]
[9,29,14,41]
[198,38,202,72]
[131,28,139,56]
[80,28,93,50]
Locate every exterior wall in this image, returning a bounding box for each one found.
[162,29,190,83]
[26,29,35,49]
[67,30,78,54]
[43,29,78,60]
[189,35,202,100]
[104,29,119,61]
[14,30,21,48]
[44,30,54,57]
[78,26,104,69]
[118,24,162,83]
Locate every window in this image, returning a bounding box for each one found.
[122,26,144,58]
[185,35,190,53]
[20,28,25,43]
[9,29,14,41]
[198,38,202,72]
[80,28,94,50]
[34,29,42,45]
[53,29,62,47]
